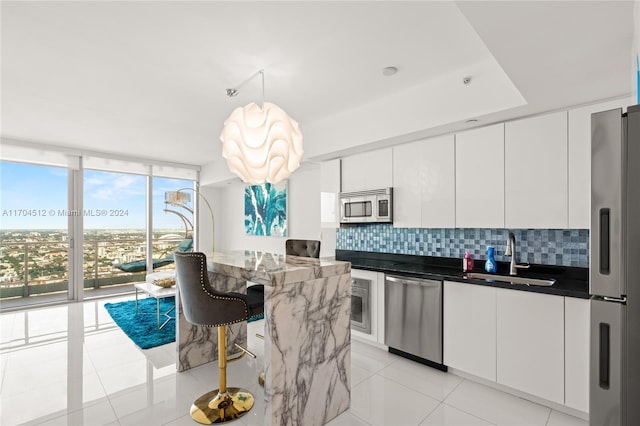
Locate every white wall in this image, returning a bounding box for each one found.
[201,164,336,256]
[197,185,219,254]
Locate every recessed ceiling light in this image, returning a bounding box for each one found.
[382,66,398,77]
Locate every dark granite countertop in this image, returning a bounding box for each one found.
[336,250,590,299]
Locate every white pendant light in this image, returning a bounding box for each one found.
[220,70,303,185]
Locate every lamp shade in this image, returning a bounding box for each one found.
[220,102,303,185]
[165,190,191,206]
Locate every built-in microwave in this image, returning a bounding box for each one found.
[339,188,393,224]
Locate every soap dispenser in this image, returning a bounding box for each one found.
[463,251,473,272]
[485,246,498,273]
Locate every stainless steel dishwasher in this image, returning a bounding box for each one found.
[384,275,445,370]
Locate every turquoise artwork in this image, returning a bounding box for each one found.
[244,182,287,236]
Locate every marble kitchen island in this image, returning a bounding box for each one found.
[176,250,352,426]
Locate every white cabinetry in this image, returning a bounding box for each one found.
[320,159,341,228]
[351,269,385,345]
[505,111,568,228]
[341,148,392,192]
[392,134,455,228]
[496,289,565,404]
[375,270,385,345]
[455,124,505,228]
[443,281,497,381]
[568,97,633,228]
[443,282,588,412]
[564,297,590,412]
[391,141,421,227]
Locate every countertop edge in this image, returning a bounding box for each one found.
[338,251,590,300]
[353,264,590,299]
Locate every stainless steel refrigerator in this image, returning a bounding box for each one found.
[590,104,640,426]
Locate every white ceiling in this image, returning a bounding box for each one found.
[1,1,634,169]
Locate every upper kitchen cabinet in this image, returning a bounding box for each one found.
[505,111,568,228]
[341,148,393,193]
[568,97,633,229]
[393,134,455,228]
[320,159,341,228]
[392,141,421,227]
[455,124,505,228]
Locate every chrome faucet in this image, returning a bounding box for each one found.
[505,232,530,276]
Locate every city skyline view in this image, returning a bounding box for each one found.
[0,160,195,305]
[1,161,193,230]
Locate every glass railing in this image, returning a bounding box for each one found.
[0,236,186,301]
[0,240,69,299]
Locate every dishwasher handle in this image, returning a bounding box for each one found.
[385,275,440,287]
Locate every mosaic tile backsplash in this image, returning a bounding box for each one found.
[336,225,589,267]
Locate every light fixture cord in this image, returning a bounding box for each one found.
[260,69,265,109]
[227,69,266,106]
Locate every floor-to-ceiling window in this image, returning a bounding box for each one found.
[0,161,70,307]
[0,144,199,309]
[82,168,147,298]
[152,177,195,271]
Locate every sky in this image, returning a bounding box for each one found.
[0,161,193,230]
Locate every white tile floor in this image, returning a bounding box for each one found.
[0,295,588,426]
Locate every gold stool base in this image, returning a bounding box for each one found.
[190,388,254,424]
[258,372,265,387]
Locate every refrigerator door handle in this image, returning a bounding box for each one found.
[600,208,610,274]
[599,323,610,390]
[590,298,623,425]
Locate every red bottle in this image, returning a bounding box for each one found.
[464,251,474,272]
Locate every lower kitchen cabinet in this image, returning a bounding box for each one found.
[443,281,588,412]
[443,281,497,381]
[351,269,385,345]
[496,288,565,404]
[564,297,590,412]
[375,270,385,345]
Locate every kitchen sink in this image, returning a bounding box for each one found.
[465,272,556,287]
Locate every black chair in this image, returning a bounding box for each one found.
[285,239,321,258]
[174,251,264,424]
[246,239,321,301]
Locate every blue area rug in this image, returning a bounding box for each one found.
[104,297,264,350]
[104,297,176,349]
